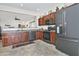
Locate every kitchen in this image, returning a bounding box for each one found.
[0,3,78,56]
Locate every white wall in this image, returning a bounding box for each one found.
[0,5,43,16]
[0,10,36,28]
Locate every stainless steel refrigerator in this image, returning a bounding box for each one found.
[55,3,79,56]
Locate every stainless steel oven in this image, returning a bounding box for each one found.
[43,31,50,43]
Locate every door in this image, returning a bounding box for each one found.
[65,4,79,38]
[56,9,67,36]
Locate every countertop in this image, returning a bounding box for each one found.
[2,28,39,31]
[2,28,56,33]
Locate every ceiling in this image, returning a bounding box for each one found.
[0,3,73,13]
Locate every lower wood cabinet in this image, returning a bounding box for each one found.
[13,36,20,44]
[2,31,29,47]
[21,32,29,42]
[36,31,56,44]
[2,30,56,47]
[36,31,43,40]
[2,33,12,46]
[50,31,56,44]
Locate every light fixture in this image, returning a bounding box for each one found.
[15,17,20,20]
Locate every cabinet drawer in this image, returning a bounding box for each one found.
[56,38,79,56]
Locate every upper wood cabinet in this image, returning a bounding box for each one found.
[38,18,44,25]
[38,12,56,26]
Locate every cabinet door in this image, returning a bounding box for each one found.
[2,37,8,46]
[43,15,49,25]
[38,18,44,25]
[13,33,20,44]
[13,36,19,44]
[50,32,56,44]
[8,36,12,45]
[36,32,39,39]
[21,32,28,42]
[36,31,43,40]
[2,33,12,47]
[40,31,43,40]
[40,18,43,25]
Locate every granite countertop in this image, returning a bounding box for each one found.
[2,28,56,33]
[2,28,39,32]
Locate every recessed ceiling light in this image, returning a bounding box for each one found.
[20,3,23,7]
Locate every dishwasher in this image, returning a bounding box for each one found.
[29,31,36,41]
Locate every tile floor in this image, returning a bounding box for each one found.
[0,40,68,56]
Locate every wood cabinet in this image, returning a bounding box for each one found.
[2,30,56,47]
[36,31,43,40]
[50,31,56,44]
[21,32,29,42]
[38,12,56,26]
[2,31,29,47]
[38,18,44,25]
[49,13,56,24]
[2,33,12,46]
